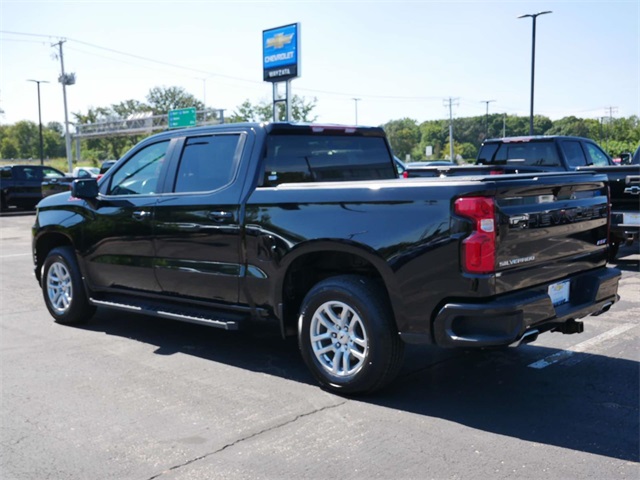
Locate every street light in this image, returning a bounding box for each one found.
[27,79,49,166]
[518,10,552,135]
[481,99,496,139]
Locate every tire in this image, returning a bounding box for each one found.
[298,275,404,395]
[41,246,95,325]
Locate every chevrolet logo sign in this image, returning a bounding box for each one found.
[266,33,293,49]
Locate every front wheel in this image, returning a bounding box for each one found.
[298,275,404,395]
[41,246,95,325]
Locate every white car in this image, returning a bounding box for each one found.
[72,167,100,178]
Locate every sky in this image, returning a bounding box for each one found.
[1,0,638,129]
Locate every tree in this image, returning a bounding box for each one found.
[1,137,19,159]
[382,118,420,160]
[227,100,257,123]
[43,129,65,158]
[228,95,318,123]
[146,86,204,115]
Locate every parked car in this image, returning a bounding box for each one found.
[1,164,67,210]
[73,166,100,178]
[33,123,620,394]
[407,160,456,167]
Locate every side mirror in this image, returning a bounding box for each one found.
[71,179,99,199]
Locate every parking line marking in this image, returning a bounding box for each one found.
[528,323,636,369]
[0,253,31,258]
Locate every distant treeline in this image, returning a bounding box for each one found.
[1,85,638,163]
[384,115,640,161]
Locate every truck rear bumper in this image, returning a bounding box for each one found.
[432,267,621,348]
[611,211,640,241]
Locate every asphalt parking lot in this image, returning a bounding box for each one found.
[1,210,638,479]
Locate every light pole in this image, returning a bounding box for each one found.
[352,98,361,125]
[27,79,49,165]
[480,99,495,139]
[518,10,552,135]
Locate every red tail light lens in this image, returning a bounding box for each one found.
[402,171,408,179]
[454,197,496,274]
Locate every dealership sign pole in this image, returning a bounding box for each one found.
[263,23,300,122]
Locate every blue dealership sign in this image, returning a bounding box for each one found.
[263,23,300,82]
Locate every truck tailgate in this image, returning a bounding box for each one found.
[490,172,609,295]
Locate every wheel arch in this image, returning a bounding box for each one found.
[34,231,74,283]
[273,240,404,337]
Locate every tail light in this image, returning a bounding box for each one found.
[454,196,496,274]
[402,171,408,179]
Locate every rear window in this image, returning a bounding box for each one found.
[490,141,561,167]
[262,135,396,187]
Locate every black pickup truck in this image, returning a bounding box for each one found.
[33,124,621,394]
[0,164,68,211]
[406,136,640,258]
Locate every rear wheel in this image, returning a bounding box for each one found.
[41,247,95,325]
[298,275,404,395]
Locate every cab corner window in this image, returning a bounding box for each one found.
[174,134,240,193]
[108,141,169,196]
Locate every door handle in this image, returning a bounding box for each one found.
[132,210,151,220]
[208,211,233,222]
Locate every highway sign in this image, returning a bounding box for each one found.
[168,107,197,129]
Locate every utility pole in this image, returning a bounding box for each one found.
[481,100,496,139]
[27,79,49,166]
[443,97,459,163]
[352,98,361,125]
[52,39,74,174]
[502,113,507,137]
[604,106,617,152]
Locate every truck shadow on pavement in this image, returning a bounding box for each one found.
[83,308,639,463]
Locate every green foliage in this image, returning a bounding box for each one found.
[146,86,204,115]
[1,137,19,159]
[382,118,420,160]
[0,121,65,159]
[4,82,639,164]
[384,114,640,161]
[228,95,318,123]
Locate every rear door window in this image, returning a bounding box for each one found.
[561,141,588,168]
[263,135,395,187]
[173,134,241,193]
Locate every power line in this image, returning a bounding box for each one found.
[1,29,450,101]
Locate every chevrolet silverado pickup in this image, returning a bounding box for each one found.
[32,124,621,394]
[406,136,640,259]
[0,164,68,210]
